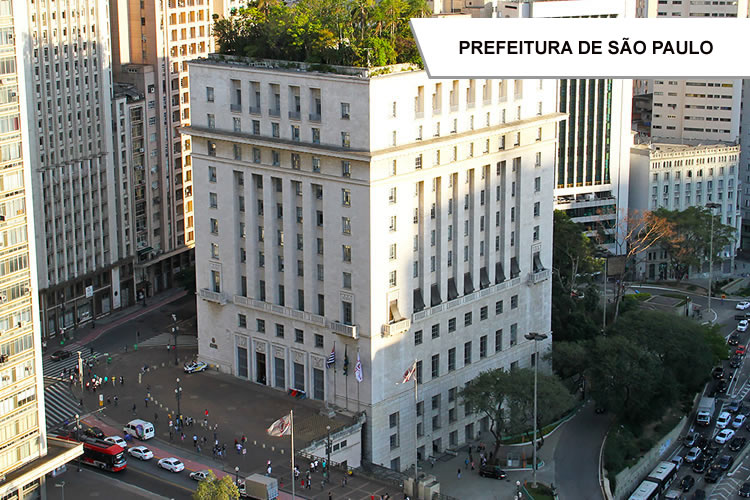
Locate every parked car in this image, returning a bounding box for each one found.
[740,482,750,498]
[104,436,127,449]
[50,350,71,361]
[729,436,747,452]
[190,470,212,481]
[684,433,699,447]
[692,457,709,473]
[730,334,742,346]
[183,361,208,374]
[738,345,747,356]
[680,475,696,492]
[734,414,747,429]
[718,454,735,470]
[737,301,750,310]
[739,320,749,332]
[717,411,732,428]
[84,426,105,439]
[705,465,722,483]
[685,447,702,463]
[478,464,507,479]
[128,446,153,461]
[716,429,736,444]
[728,400,742,413]
[713,366,726,379]
[157,457,184,472]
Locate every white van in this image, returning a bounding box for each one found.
[123,419,155,440]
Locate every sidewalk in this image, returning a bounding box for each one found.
[48,288,188,356]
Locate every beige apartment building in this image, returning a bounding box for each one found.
[0,0,82,496]
[109,0,213,295]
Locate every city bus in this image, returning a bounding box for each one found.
[628,480,660,500]
[645,461,678,496]
[57,434,127,472]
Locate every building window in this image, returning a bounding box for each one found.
[208,166,216,182]
[341,102,350,119]
[534,202,540,217]
[238,314,247,328]
[314,334,324,348]
[295,329,304,344]
[431,324,440,339]
[389,271,397,288]
[510,323,518,346]
[495,300,503,315]
[533,225,540,241]
[343,272,352,289]
[480,335,487,358]
[206,86,214,102]
[257,319,266,333]
[464,311,472,326]
[342,217,351,235]
[276,324,284,338]
[343,245,352,263]
[495,329,503,352]
[464,341,472,365]
[448,317,456,333]
[389,216,397,232]
[431,354,440,378]
[341,132,350,148]
[448,348,456,371]
[342,161,351,177]
[480,306,488,321]
[415,329,423,346]
[209,192,218,208]
[511,295,518,309]
[534,176,541,192]
[342,189,351,206]
[207,114,215,128]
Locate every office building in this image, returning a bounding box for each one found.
[186,54,560,469]
[109,0,213,295]
[0,0,83,494]
[630,142,741,278]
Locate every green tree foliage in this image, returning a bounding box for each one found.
[193,471,240,500]
[213,0,430,66]
[652,206,736,280]
[460,368,574,458]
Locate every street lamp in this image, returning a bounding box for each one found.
[175,378,182,425]
[524,332,549,489]
[235,465,240,485]
[172,314,179,366]
[325,425,332,482]
[706,202,721,323]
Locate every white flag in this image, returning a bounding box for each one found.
[355,352,363,383]
[267,414,291,437]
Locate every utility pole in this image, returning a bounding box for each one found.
[524,332,549,489]
[171,314,178,365]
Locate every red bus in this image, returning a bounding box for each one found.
[57,434,127,472]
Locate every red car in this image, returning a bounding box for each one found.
[737,345,747,356]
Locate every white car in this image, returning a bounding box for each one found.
[739,320,749,332]
[685,447,702,463]
[104,436,127,449]
[717,411,732,428]
[158,457,184,472]
[738,302,750,310]
[716,429,737,444]
[183,361,208,374]
[128,446,154,461]
[190,470,212,481]
[734,414,748,429]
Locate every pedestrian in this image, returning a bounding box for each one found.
[132,404,136,415]
[214,431,218,442]
[79,398,83,407]
[154,413,158,423]
[197,445,201,454]
[120,376,124,385]
[169,430,173,441]
[204,408,209,418]
[328,492,332,500]
[114,395,118,406]
[294,466,300,479]
[107,397,111,405]
[222,443,226,455]
[241,434,247,444]
[457,468,461,479]
[144,396,149,408]
[193,435,198,447]
[468,444,472,455]
[464,457,469,467]
[237,443,242,454]
[181,433,185,442]
[470,461,475,471]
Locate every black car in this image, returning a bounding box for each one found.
[717,380,728,393]
[705,444,720,459]
[713,366,726,379]
[740,482,750,498]
[718,454,734,471]
[730,437,747,452]
[729,334,741,346]
[691,489,706,500]
[50,350,71,361]
[680,475,695,492]
[692,457,709,473]
[705,466,722,483]
[84,426,104,439]
[478,464,506,479]
[695,435,709,450]
[731,354,743,367]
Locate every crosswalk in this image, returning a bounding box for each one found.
[43,378,81,431]
[42,350,105,379]
[137,332,198,348]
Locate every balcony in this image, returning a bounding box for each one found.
[415,111,424,119]
[199,288,227,304]
[328,321,358,339]
[249,106,261,115]
[381,318,411,337]
[309,113,321,122]
[230,104,242,112]
[288,111,301,120]
[528,269,551,285]
[269,108,281,117]
[450,104,458,112]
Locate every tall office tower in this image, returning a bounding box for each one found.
[108,0,214,295]
[20,0,136,340]
[0,0,82,494]
[492,0,635,253]
[186,55,559,469]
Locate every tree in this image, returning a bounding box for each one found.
[653,206,736,281]
[552,210,598,293]
[460,368,574,459]
[193,471,240,500]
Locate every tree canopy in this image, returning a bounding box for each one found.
[192,470,240,500]
[213,0,430,67]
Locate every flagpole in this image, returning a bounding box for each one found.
[291,410,295,500]
[357,348,361,413]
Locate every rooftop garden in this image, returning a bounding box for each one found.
[213,0,431,68]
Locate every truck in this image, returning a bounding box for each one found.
[696,397,716,426]
[239,474,278,500]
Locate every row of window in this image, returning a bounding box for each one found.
[414,298,517,347]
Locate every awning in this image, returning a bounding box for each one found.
[389,301,405,322]
[430,283,442,307]
[510,257,521,278]
[463,272,474,294]
[480,267,490,289]
[495,262,506,284]
[413,288,426,313]
[447,278,459,301]
[533,253,545,273]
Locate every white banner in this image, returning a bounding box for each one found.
[410,18,750,78]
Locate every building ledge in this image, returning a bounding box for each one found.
[0,437,82,496]
[199,288,228,305]
[381,318,411,337]
[528,269,551,285]
[412,277,522,322]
